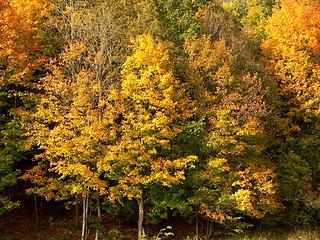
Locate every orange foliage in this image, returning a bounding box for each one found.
[9,0,53,23]
[0,0,45,84]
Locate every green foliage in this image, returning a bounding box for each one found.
[147,185,193,223]
[223,0,278,27]
[154,0,212,44]
[222,0,279,47]
[154,226,174,240]
[0,120,25,214]
[184,237,196,240]
[105,228,125,240]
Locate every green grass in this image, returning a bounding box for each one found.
[221,227,320,240]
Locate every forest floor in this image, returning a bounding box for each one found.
[0,199,195,240]
[1,200,320,240]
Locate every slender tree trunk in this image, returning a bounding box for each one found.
[75,199,79,229]
[195,214,199,240]
[39,197,43,222]
[205,219,211,240]
[34,196,39,225]
[208,220,213,240]
[95,195,102,240]
[137,197,145,240]
[82,195,89,240]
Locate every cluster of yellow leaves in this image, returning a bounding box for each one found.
[9,0,53,25]
[23,40,120,198]
[121,35,194,146]
[52,160,107,195]
[231,166,278,218]
[261,0,320,116]
[21,163,69,200]
[189,162,279,222]
[101,34,197,200]
[185,35,235,117]
[148,156,197,186]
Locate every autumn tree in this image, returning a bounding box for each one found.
[19,1,131,238]
[98,34,197,240]
[262,0,320,117]
[22,40,122,240]
[19,1,164,238]
[0,0,50,215]
[196,2,271,80]
[9,0,52,24]
[184,35,278,237]
[50,0,162,76]
[261,0,320,224]
[223,0,279,45]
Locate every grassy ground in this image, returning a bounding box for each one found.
[220,227,320,240]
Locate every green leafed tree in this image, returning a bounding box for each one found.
[154,0,213,44]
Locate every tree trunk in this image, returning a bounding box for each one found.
[205,219,213,240]
[195,214,199,240]
[137,197,145,240]
[34,196,39,225]
[75,200,79,229]
[39,197,43,222]
[81,195,89,240]
[95,195,102,240]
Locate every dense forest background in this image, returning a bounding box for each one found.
[1,0,320,239]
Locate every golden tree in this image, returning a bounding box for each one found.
[22,41,121,240]
[261,0,320,118]
[100,34,196,240]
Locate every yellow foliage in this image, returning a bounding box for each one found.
[261,0,320,116]
[102,34,197,200]
[24,40,121,198]
[10,0,53,23]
